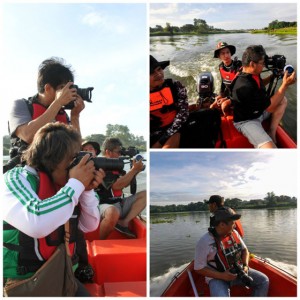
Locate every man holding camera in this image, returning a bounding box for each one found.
[3,122,105,296]
[231,45,296,148]
[194,207,269,297]
[5,57,85,172]
[96,137,146,239]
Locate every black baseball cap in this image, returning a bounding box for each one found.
[214,207,241,222]
[205,195,224,205]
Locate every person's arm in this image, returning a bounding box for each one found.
[70,95,85,135]
[267,71,296,112]
[195,267,237,281]
[158,80,189,145]
[112,159,144,190]
[3,154,96,238]
[15,82,77,143]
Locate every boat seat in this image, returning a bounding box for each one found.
[86,238,146,285]
[84,281,146,297]
[218,115,253,148]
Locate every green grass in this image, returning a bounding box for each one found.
[252,27,297,35]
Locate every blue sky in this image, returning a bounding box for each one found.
[150,151,297,205]
[1,3,147,139]
[150,3,297,30]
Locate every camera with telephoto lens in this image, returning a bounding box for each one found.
[64,85,94,109]
[264,55,294,77]
[68,151,124,171]
[230,262,253,288]
[120,146,140,158]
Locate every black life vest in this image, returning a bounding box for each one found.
[96,170,126,204]
[150,79,179,130]
[208,229,243,272]
[4,171,79,275]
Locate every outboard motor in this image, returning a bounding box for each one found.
[196,72,215,106]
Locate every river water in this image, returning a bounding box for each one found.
[150,208,297,296]
[150,33,297,142]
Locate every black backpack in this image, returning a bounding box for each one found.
[180,108,223,148]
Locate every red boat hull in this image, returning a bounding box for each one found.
[161,256,297,297]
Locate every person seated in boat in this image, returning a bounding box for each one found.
[150,55,189,148]
[231,45,296,148]
[96,137,146,239]
[3,122,105,296]
[205,195,244,238]
[194,207,269,297]
[210,42,242,116]
[4,57,85,173]
[82,140,101,157]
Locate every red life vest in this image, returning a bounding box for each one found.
[219,64,240,87]
[11,171,79,275]
[209,230,243,271]
[32,102,68,124]
[34,172,76,260]
[150,80,178,128]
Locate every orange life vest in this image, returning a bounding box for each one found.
[150,80,178,128]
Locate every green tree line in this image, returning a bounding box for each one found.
[150,192,297,214]
[150,18,228,35]
[150,18,297,36]
[265,20,297,30]
[3,124,146,156]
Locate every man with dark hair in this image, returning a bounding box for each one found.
[5,57,85,172]
[3,122,105,296]
[96,137,146,239]
[205,195,244,237]
[231,45,296,148]
[194,207,269,297]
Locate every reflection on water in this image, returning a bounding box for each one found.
[150,33,297,141]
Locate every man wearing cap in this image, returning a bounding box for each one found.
[206,195,244,237]
[210,42,242,116]
[231,45,296,148]
[150,55,189,148]
[82,140,101,157]
[194,207,269,297]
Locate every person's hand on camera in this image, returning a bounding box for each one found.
[282,70,296,87]
[69,154,95,188]
[54,82,77,107]
[71,94,85,117]
[132,158,144,173]
[222,270,238,281]
[85,168,106,191]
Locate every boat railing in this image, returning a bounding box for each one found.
[187,270,199,297]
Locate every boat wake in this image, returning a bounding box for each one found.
[150,263,189,297]
[262,257,297,277]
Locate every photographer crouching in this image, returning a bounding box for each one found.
[231,45,296,148]
[95,137,146,239]
[3,122,105,296]
[194,207,269,297]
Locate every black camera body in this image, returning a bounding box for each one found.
[121,146,139,158]
[230,262,253,287]
[64,85,94,109]
[264,55,294,77]
[69,151,124,171]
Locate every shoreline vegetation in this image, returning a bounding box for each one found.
[150,19,297,37]
[150,192,297,215]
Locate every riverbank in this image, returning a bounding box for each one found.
[150,30,248,37]
[251,27,297,35]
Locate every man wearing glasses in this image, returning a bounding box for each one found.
[96,137,146,239]
[231,45,296,148]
